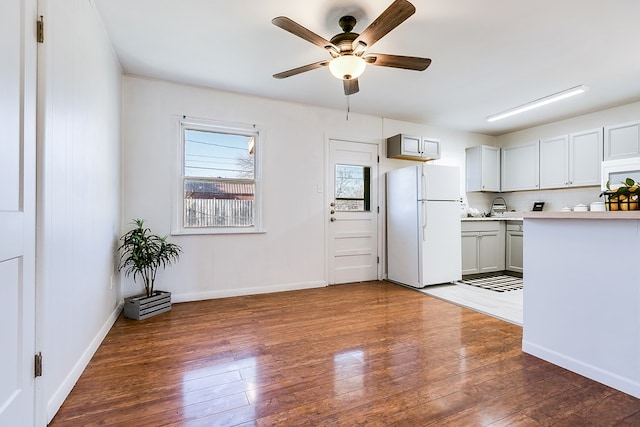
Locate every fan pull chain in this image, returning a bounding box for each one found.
[346,95,350,121]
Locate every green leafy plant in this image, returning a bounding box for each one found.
[602,178,640,198]
[118,219,182,297]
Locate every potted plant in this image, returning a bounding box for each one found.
[118,219,182,319]
[601,178,640,211]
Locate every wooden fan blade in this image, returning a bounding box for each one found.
[272,16,338,52]
[273,60,330,79]
[344,78,359,95]
[353,0,415,49]
[365,54,431,71]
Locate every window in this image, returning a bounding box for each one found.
[334,164,370,212]
[175,118,262,234]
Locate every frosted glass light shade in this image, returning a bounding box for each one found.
[329,55,366,80]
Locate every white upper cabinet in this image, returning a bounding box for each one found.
[465,145,500,192]
[540,135,569,189]
[569,128,603,187]
[501,141,539,192]
[540,128,602,189]
[604,121,640,160]
[387,134,441,161]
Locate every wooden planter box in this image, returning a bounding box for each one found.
[124,290,171,320]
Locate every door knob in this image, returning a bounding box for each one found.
[330,217,336,222]
[330,202,335,207]
[330,209,335,214]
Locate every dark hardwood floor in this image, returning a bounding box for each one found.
[50,281,640,426]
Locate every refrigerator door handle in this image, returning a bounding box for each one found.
[422,202,427,241]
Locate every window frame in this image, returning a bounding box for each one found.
[172,116,264,235]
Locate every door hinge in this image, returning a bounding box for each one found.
[34,352,43,377]
[377,155,380,163]
[377,206,380,213]
[377,256,380,264]
[37,16,44,43]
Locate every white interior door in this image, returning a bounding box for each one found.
[328,139,379,284]
[0,0,38,424]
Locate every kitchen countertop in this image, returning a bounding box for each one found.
[461,216,523,221]
[462,210,640,220]
[511,211,640,220]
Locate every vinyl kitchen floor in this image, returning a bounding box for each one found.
[417,282,523,326]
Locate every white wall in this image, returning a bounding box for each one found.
[38,0,122,422]
[122,77,493,301]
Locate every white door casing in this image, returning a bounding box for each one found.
[0,0,38,424]
[327,139,379,285]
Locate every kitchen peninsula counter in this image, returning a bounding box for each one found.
[520,212,640,398]
[513,210,640,219]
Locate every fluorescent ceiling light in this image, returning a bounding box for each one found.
[486,85,589,122]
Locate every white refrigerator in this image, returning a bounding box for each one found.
[386,163,461,288]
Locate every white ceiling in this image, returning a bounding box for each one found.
[93,0,640,136]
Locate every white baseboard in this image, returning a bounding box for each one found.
[522,340,640,399]
[46,302,123,424]
[172,280,327,303]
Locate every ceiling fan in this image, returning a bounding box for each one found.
[272,0,431,96]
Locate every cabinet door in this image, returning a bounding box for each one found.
[481,146,500,191]
[604,121,640,160]
[387,134,425,160]
[506,230,523,273]
[540,135,569,189]
[569,128,602,187]
[461,232,479,275]
[501,141,540,191]
[465,145,500,192]
[401,135,422,157]
[478,231,505,273]
[421,137,441,160]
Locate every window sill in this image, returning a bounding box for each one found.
[171,227,266,236]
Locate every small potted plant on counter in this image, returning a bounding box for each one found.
[118,219,182,320]
[601,178,640,211]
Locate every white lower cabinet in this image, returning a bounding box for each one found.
[505,222,523,273]
[462,220,523,275]
[461,221,505,275]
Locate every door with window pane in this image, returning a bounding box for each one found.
[328,139,379,284]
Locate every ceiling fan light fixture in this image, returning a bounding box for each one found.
[486,85,589,122]
[329,55,366,80]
